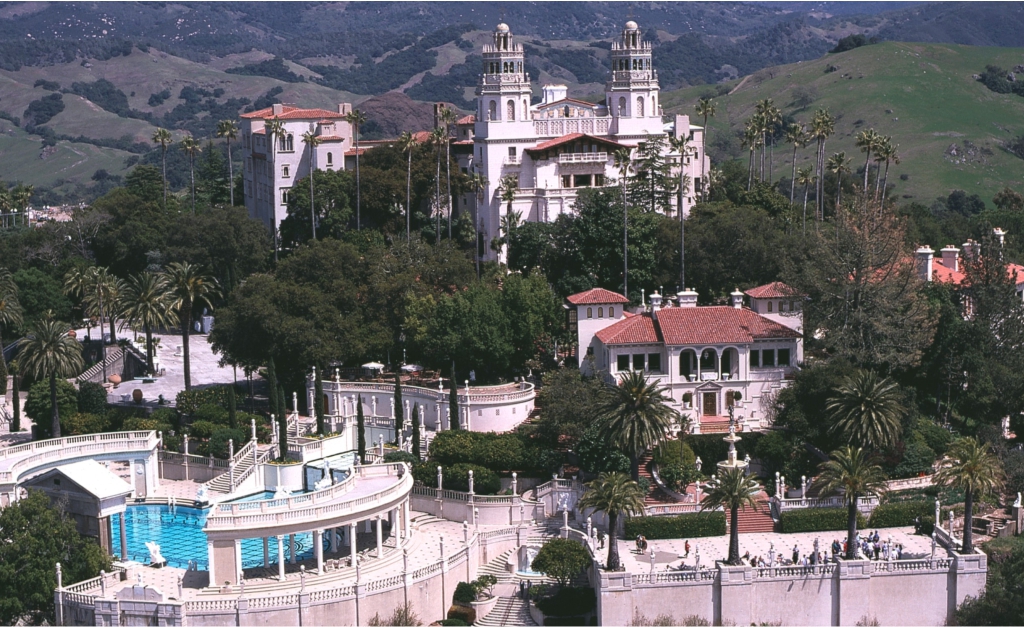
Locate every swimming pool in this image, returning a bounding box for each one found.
[111,505,324,570]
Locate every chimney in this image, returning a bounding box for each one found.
[994,228,1007,248]
[338,103,352,115]
[940,245,960,272]
[962,239,980,262]
[649,290,663,316]
[542,84,568,105]
[272,103,284,116]
[730,288,744,309]
[674,114,691,140]
[915,246,934,282]
[677,288,698,308]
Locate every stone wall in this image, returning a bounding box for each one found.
[595,552,987,626]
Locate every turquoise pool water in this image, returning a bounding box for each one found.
[111,505,324,570]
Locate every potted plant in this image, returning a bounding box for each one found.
[682,392,693,408]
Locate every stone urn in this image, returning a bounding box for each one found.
[132,389,143,404]
[108,374,122,387]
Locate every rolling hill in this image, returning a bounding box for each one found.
[662,41,1024,206]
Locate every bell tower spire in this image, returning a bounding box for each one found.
[606,20,661,137]
[477,22,533,137]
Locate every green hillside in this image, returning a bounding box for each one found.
[663,41,1024,206]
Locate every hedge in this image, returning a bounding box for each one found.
[780,507,866,533]
[624,513,726,540]
[868,501,935,530]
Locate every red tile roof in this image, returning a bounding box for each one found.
[745,282,799,299]
[929,257,1024,286]
[457,115,476,124]
[596,314,661,345]
[566,288,630,305]
[241,106,349,120]
[656,307,800,345]
[525,133,626,155]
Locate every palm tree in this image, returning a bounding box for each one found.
[706,167,724,202]
[498,174,519,264]
[598,370,677,481]
[826,151,850,213]
[428,126,446,239]
[397,131,417,243]
[934,437,1003,553]
[577,472,646,570]
[152,128,172,209]
[613,147,632,297]
[19,318,83,439]
[179,136,202,214]
[694,98,716,203]
[742,121,760,191]
[344,109,367,230]
[121,272,173,376]
[216,120,239,206]
[264,117,285,260]
[855,129,881,193]
[755,99,781,183]
[10,184,32,227]
[810,109,836,221]
[670,135,692,290]
[163,262,219,391]
[826,370,904,451]
[96,275,125,346]
[63,266,109,381]
[701,467,762,565]
[301,131,323,241]
[0,268,22,393]
[784,123,806,202]
[876,138,900,208]
[816,446,888,560]
[469,171,488,278]
[439,106,459,239]
[795,167,815,235]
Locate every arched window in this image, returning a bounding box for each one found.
[609,307,614,317]
[618,97,626,116]
[767,301,773,312]
[598,307,604,318]
[523,99,528,119]
[326,152,333,166]
[563,105,570,118]
[507,100,515,121]
[587,307,593,319]
[282,164,290,178]
[636,96,644,117]
[489,100,497,121]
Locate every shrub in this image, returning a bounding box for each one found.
[438,621,468,627]
[205,427,246,459]
[652,440,697,468]
[624,513,726,539]
[531,539,591,587]
[428,430,543,474]
[413,462,500,494]
[26,379,79,438]
[188,420,216,439]
[452,581,476,604]
[175,386,231,415]
[149,408,180,431]
[383,451,419,466]
[193,403,229,426]
[780,507,866,533]
[534,587,596,617]
[891,440,936,478]
[446,605,475,625]
[868,501,934,530]
[77,381,108,415]
[60,412,110,436]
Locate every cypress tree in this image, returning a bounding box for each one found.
[277,384,288,461]
[227,384,237,430]
[0,350,7,396]
[267,357,279,419]
[357,394,366,464]
[314,367,324,435]
[394,372,403,443]
[411,403,421,459]
[449,362,460,429]
[10,360,19,433]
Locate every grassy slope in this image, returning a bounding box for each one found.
[662,41,1024,206]
[0,120,134,189]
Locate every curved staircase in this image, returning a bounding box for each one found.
[729,494,776,534]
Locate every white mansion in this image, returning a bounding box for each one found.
[568,283,803,433]
[237,21,709,261]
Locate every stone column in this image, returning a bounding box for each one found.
[314,530,324,573]
[376,516,384,558]
[277,536,285,581]
[263,537,269,568]
[330,528,338,554]
[207,541,216,587]
[119,514,127,560]
[289,534,296,565]
[404,500,411,539]
[350,521,358,566]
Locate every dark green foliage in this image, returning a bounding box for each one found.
[204,427,245,459]
[225,56,305,82]
[830,34,876,53]
[394,374,403,443]
[193,403,228,425]
[977,65,1024,99]
[383,451,418,465]
[534,587,597,618]
[33,79,60,91]
[13,268,72,330]
[449,363,459,429]
[25,379,77,439]
[11,364,20,432]
[22,93,64,126]
[446,605,476,625]
[148,89,171,107]
[357,394,366,464]
[954,536,1024,625]
[267,358,279,418]
[428,430,545,474]
[0,354,7,396]
[531,539,592,587]
[890,439,936,478]
[684,433,764,472]
[277,384,287,461]
[438,620,468,626]
[413,463,500,495]
[533,368,605,449]
[452,581,476,604]
[867,501,934,530]
[69,79,136,118]
[576,423,631,475]
[0,491,111,625]
[780,508,866,533]
[227,385,237,430]
[314,367,324,435]
[174,386,231,415]
[624,513,727,540]
[411,403,421,459]
[76,381,107,415]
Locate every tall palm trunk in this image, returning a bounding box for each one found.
[607,511,621,570]
[769,138,774,185]
[49,371,60,439]
[835,171,843,211]
[435,146,441,240]
[679,182,685,290]
[161,146,168,210]
[355,139,361,230]
[863,149,872,193]
[802,183,810,235]
[846,499,858,560]
[622,181,629,298]
[700,115,708,202]
[629,453,640,483]
[873,160,883,199]
[11,368,19,432]
[227,138,234,206]
[747,149,754,191]
[189,155,196,214]
[446,137,452,240]
[790,144,798,202]
[963,486,974,553]
[729,505,740,564]
[109,313,117,345]
[97,293,106,383]
[880,161,891,209]
[406,151,412,243]
[181,304,193,391]
[144,322,154,375]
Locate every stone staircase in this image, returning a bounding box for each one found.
[204,445,259,495]
[476,596,536,627]
[729,494,776,534]
[638,452,675,505]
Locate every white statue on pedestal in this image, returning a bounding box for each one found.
[314,473,333,491]
[195,486,209,504]
[145,541,166,567]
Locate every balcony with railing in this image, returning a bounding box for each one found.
[558,152,608,164]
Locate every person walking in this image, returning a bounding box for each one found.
[792,544,799,565]
[684,540,691,558]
